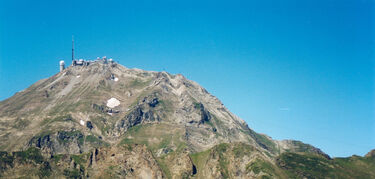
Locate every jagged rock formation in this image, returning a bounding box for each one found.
[0,61,374,178]
[366,149,375,158]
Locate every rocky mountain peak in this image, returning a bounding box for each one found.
[2,60,371,178]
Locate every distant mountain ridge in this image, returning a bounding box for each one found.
[0,60,374,178]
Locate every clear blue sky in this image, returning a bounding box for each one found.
[0,0,374,157]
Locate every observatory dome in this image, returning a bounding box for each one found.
[59,60,65,65]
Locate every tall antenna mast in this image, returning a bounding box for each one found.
[72,35,74,62]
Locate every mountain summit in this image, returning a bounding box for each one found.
[0,59,374,178]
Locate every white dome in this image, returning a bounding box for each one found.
[59,60,65,65]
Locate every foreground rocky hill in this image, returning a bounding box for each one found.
[0,59,374,178]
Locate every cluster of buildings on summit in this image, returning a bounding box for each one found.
[59,57,114,72]
[59,37,114,72]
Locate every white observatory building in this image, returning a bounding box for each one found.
[59,60,65,72]
[58,36,117,72]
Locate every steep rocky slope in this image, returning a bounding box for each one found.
[0,60,374,178]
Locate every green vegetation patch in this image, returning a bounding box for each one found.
[246,158,275,176]
[211,143,230,178]
[48,100,92,116]
[118,123,189,178]
[277,152,332,178]
[158,99,174,115]
[278,153,375,178]
[251,132,278,154]
[63,168,81,178]
[190,149,211,172]
[85,135,100,143]
[0,148,52,178]
[0,151,14,170]
[71,154,87,169]
[119,123,185,152]
[128,79,151,89]
[41,114,73,126]
[215,143,229,153]
[13,147,44,164]
[193,102,202,110]
[332,156,375,178]
[86,135,109,147]
[91,116,111,135]
[120,138,135,146]
[52,154,65,163]
[155,158,172,179]
[57,130,84,145]
[38,161,52,178]
[232,143,255,158]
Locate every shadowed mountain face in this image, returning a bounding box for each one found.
[0,61,374,178]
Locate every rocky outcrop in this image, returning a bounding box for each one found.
[365,149,375,158]
[114,95,161,136]
[28,130,84,156]
[276,140,330,159]
[28,130,108,156]
[185,102,212,127]
[2,144,375,178]
[191,143,285,179]
[87,144,164,178]
[92,103,120,114]
[166,152,196,179]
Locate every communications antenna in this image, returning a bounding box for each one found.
[72,35,74,62]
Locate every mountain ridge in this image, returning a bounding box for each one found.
[0,60,374,178]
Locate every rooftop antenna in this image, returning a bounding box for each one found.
[72,35,74,62]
